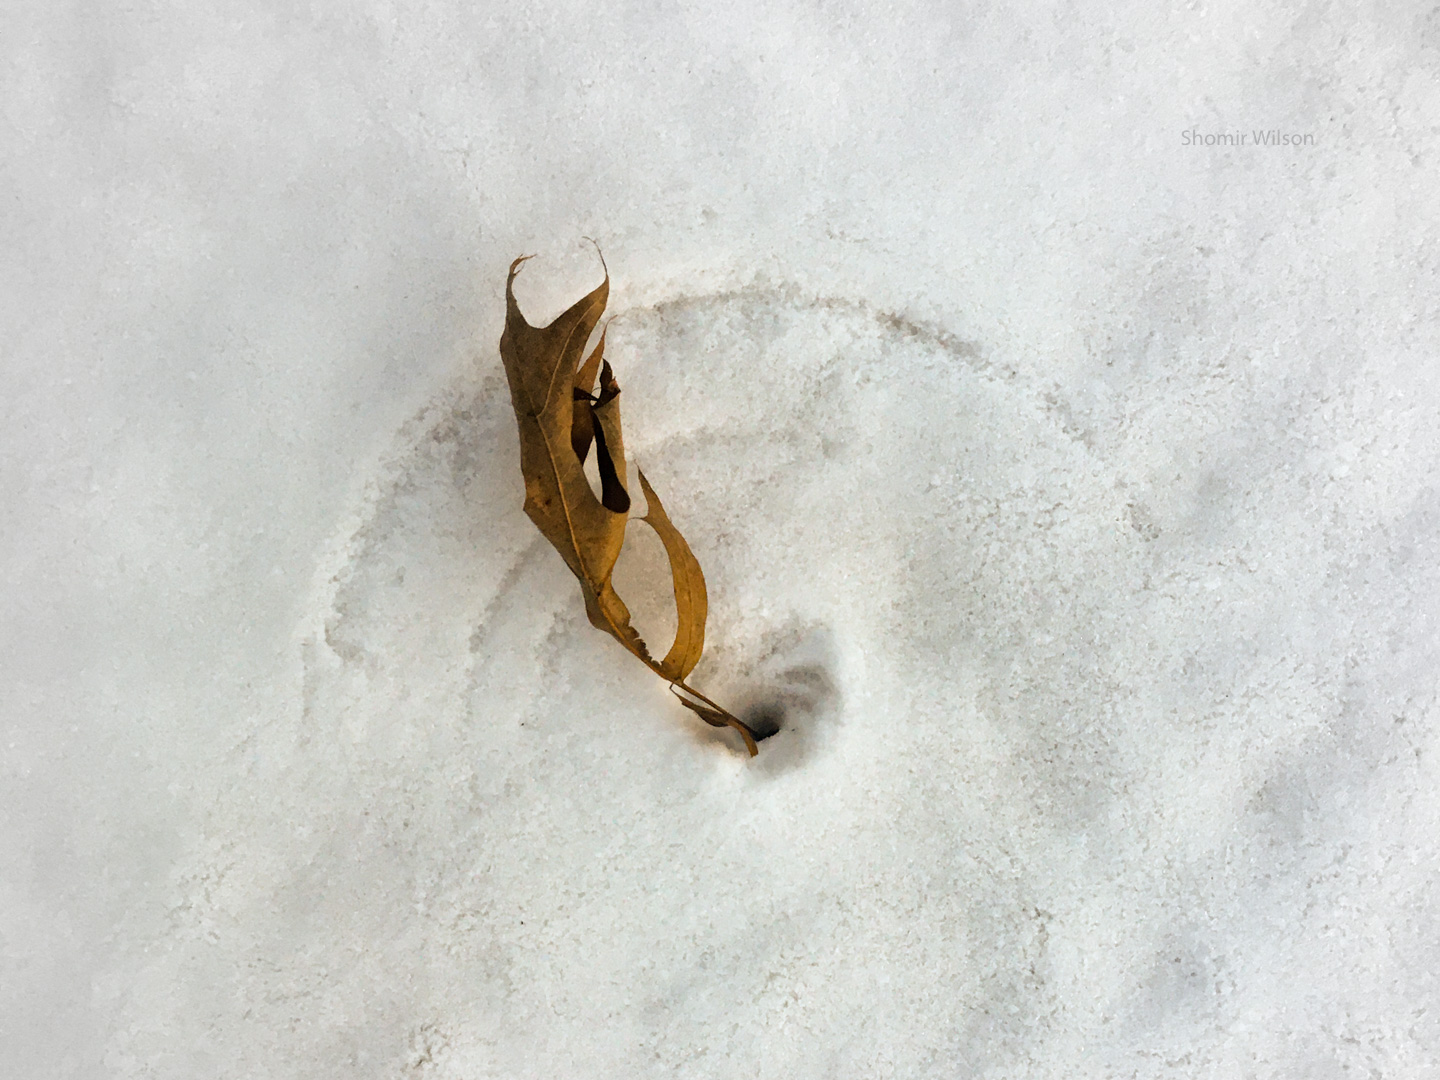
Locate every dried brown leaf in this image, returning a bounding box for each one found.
[499,253,761,756]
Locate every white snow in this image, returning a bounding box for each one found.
[4,2,1439,1077]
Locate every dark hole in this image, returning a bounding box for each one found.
[744,703,785,741]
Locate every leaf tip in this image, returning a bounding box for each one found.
[580,237,608,278]
[670,686,760,757]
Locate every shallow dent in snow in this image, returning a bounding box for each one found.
[118,280,1439,1079]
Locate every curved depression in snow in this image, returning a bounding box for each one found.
[128,282,1426,1078]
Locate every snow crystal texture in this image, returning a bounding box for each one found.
[4,2,1439,1078]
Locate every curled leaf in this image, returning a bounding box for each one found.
[498,252,761,756]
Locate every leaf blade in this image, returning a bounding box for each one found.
[501,258,627,607]
[637,469,707,683]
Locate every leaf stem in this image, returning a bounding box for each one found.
[670,681,761,758]
[591,595,759,756]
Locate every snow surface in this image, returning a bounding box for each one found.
[4,2,1440,1077]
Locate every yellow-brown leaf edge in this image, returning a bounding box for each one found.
[499,253,762,757]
